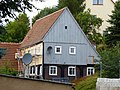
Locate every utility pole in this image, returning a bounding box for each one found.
[118,60,120,79]
[100,62,102,78]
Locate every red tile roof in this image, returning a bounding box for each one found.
[0,42,20,70]
[21,8,65,48]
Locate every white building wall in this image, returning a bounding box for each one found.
[85,0,114,34]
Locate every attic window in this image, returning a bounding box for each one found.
[93,0,103,5]
[65,26,67,29]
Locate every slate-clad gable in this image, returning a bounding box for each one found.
[43,8,100,65]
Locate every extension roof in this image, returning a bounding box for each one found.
[21,8,65,48]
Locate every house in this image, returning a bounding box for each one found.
[0,42,20,71]
[20,7,100,81]
[85,0,115,34]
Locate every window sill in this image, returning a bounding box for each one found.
[68,75,76,76]
[49,74,57,76]
[93,4,103,5]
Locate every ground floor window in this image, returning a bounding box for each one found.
[30,66,35,75]
[68,66,76,76]
[49,66,57,75]
[29,65,42,75]
[87,67,95,76]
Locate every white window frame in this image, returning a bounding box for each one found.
[87,67,95,76]
[68,66,76,76]
[69,46,76,54]
[49,66,57,76]
[30,66,35,75]
[39,66,42,75]
[35,66,38,75]
[55,46,62,54]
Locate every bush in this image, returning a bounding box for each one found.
[74,73,98,90]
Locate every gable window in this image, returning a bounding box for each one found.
[87,67,95,76]
[68,66,76,76]
[93,0,103,5]
[55,46,62,54]
[65,25,67,29]
[49,66,57,75]
[69,46,76,54]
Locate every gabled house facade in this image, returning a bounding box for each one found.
[20,7,100,81]
[85,0,115,34]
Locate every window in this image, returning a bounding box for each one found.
[49,66,57,75]
[37,65,42,75]
[65,26,67,29]
[69,46,76,54]
[87,67,95,76]
[30,66,32,74]
[93,0,103,5]
[55,46,62,54]
[68,66,76,76]
[30,66,35,74]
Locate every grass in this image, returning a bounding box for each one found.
[73,73,99,90]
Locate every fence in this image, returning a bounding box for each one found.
[96,78,120,90]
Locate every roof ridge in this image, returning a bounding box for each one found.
[35,7,66,23]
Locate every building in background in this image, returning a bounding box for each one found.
[85,0,115,34]
[20,7,100,82]
[0,42,20,71]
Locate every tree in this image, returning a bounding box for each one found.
[0,0,43,39]
[0,0,43,22]
[32,7,58,24]
[100,42,120,78]
[3,14,30,43]
[76,10,103,45]
[105,0,120,45]
[58,0,85,16]
[76,10,102,36]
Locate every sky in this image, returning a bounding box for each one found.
[113,0,118,2]
[27,0,118,19]
[28,0,58,19]
[25,0,58,25]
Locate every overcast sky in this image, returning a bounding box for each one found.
[26,0,58,25]
[28,0,58,19]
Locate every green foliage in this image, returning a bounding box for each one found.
[0,25,7,41]
[75,73,98,90]
[2,14,30,43]
[0,0,43,23]
[105,0,120,45]
[32,7,59,24]
[58,0,85,16]
[0,61,17,76]
[100,42,120,78]
[76,10,103,44]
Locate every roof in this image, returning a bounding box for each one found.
[21,8,65,48]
